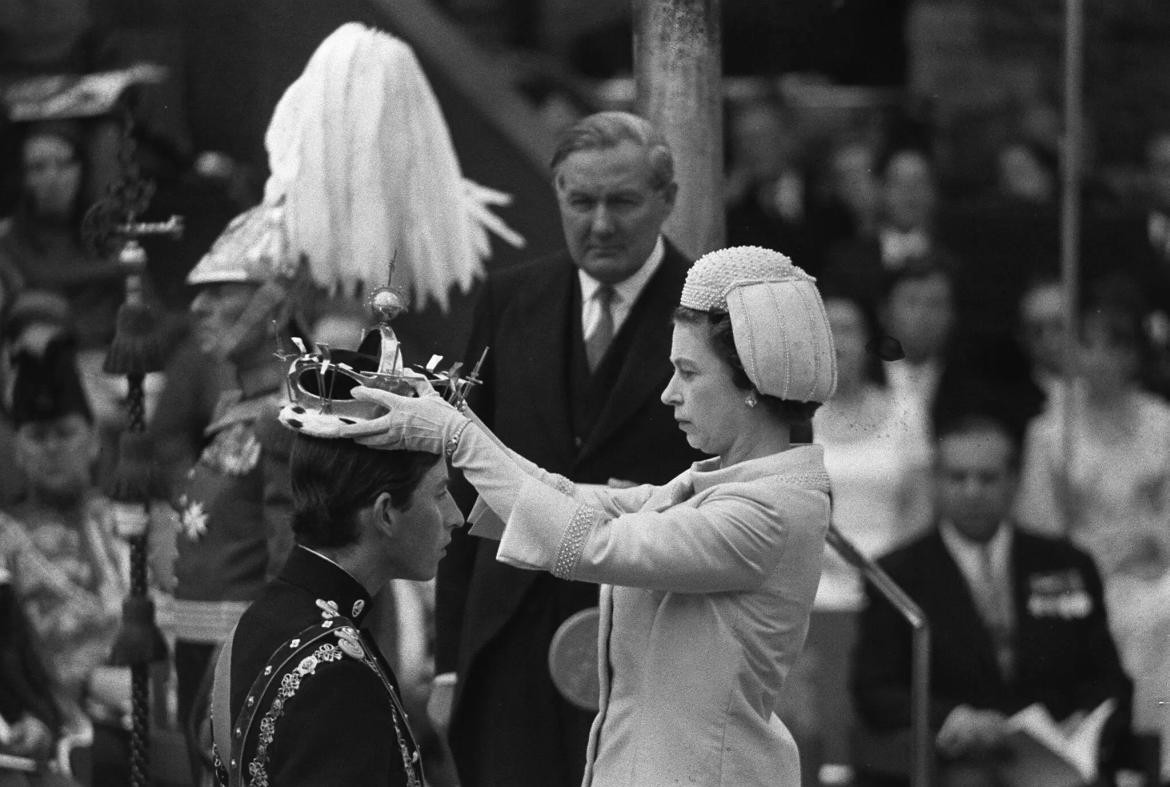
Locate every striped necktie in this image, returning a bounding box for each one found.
[585,285,616,372]
[974,546,1016,680]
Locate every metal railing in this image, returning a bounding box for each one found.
[825,524,932,787]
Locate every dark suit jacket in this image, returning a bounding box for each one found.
[216,547,421,787]
[435,241,701,787]
[851,526,1132,772]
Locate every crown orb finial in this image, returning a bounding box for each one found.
[369,287,406,321]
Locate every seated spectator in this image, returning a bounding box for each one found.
[1084,126,1170,400]
[1016,275,1067,403]
[0,119,124,350]
[0,120,171,489]
[0,290,75,508]
[1087,127,1170,322]
[935,135,1061,347]
[0,565,66,776]
[804,134,881,264]
[1015,275,1170,773]
[852,393,1133,787]
[0,337,138,785]
[879,258,958,453]
[822,143,958,314]
[0,288,166,506]
[1016,276,1170,573]
[812,289,931,610]
[724,95,814,267]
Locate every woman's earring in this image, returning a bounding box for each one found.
[744,392,758,408]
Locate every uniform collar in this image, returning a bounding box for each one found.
[279,545,374,624]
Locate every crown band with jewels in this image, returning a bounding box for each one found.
[278,287,487,438]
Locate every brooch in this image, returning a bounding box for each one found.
[335,627,366,660]
[178,495,209,541]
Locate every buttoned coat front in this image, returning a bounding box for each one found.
[437,243,701,786]
[492,445,832,786]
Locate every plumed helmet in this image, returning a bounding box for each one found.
[186,204,301,287]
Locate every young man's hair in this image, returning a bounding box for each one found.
[289,435,440,549]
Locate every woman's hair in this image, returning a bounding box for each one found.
[14,121,87,246]
[817,284,888,386]
[289,435,440,549]
[1079,274,1149,353]
[550,111,674,191]
[1078,274,1156,388]
[673,306,821,424]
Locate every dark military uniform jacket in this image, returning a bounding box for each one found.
[173,364,294,645]
[212,546,423,786]
[852,525,1133,775]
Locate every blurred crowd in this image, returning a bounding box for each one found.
[1,8,1170,785]
[722,90,1170,783]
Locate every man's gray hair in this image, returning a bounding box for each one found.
[550,111,674,191]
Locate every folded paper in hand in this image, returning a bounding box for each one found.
[1000,698,1116,787]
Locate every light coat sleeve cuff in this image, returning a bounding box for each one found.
[497,475,603,578]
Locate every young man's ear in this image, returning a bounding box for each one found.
[370,491,399,538]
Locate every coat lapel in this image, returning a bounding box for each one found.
[577,244,688,465]
[512,257,579,470]
[926,530,1004,683]
[463,258,577,663]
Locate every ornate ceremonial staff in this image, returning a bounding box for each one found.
[83,110,183,787]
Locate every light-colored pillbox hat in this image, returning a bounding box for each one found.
[679,245,837,403]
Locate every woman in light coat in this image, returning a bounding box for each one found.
[331,245,837,786]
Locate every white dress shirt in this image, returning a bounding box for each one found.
[578,236,665,340]
[939,520,1014,595]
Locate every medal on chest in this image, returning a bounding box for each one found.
[200,422,261,476]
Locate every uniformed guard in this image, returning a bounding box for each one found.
[171,203,308,773]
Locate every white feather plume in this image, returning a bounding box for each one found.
[262,23,523,311]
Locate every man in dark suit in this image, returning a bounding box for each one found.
[211,415,463,787]
[431,110,702,787]
[851,398,1132,786]
[822,145,949,309]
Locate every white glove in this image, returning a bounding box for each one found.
[338,385,469,456]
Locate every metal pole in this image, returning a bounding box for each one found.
[1058,0,1085,535]
[84,112,182,786]
[632,0,725,258]
[826,525,932,787]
